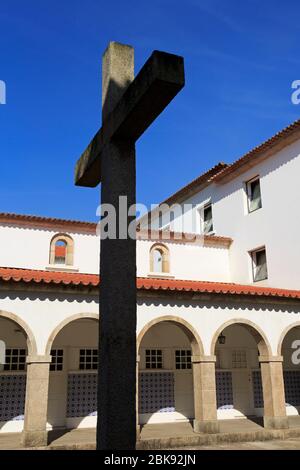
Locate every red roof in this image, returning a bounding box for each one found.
[0,213,97,233]
[143,118,300,213]
[0,267,299,300]
[213,118,300,183]
[157,162,228,206]
[0,213,231,246]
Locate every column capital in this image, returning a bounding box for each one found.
[259,355,283,363]
[26,355,52,364]
[192,355,216,363]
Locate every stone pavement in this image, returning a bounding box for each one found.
[177,438,300,450]
[1,417,300,450]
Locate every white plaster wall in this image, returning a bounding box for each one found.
[0,291,300,358]
[136,298,300,357]
[48,319,98,430]
[0,318,27,432]
[0,291,99,355]
[216,325,259,419]
[0,224,230,282]
[1,291,300,431]
[0,225,100,274]
[137,239,230,282]
[145,140,300,289]
[139,322,194,424]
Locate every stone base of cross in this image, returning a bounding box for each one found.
[74,41,184,450]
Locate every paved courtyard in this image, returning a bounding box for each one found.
[1,417,300,450]
[174,438,300,450]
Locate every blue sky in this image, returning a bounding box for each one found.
[0,0,299,221]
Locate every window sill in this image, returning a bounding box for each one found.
[46,265,79,273]
[247,207,262,215]
[147,272,175,279]
[0,370,27,375]
[69,370,97,374]
[252,278,269,286]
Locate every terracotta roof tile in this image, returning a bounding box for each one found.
[142,118,300,213]
[136,229,232,247]
[158,162,228,206]
[137,162,228,225]
[0,213,97,233]
[0,267,299,300]
[212,118,300,182]
[0,213,231,245]
[0,268,98,287]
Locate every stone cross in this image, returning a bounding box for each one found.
[74,41,184,450]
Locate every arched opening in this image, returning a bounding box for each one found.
[0,314,35,433]
[54,240,67,265]
[49,234,74,266]
[153,248,163,272]
[211,321,270,422]
[46,316,98,432]
[279,324,300,417]
[150,244,170,274]
[137,317,202,426]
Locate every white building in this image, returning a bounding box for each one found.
[1,119,300,447]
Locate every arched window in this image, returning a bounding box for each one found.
[54,240,67,265]
[150,244,170,273]
[49,234,74,266]
[153,248,163,272]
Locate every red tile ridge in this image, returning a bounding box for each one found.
[140,118,300,217]
[136,229,232,246]
[212,118,300,183]
[0,213,232,245]
[0,267,299,300]
[0,213,98,233]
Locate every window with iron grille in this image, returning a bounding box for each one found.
[4,349,26,371]
[145,349,163,369]
[79,349,98,370]
[175,350,192,369]
[50,349,64,371]
[232,350,247,369]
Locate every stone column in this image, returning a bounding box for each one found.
[136,355,140,440]
[193,355,219,434]
[22,355,51,447]
[259,355,289,430]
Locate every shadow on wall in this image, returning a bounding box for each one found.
[281,326,300,415]
[137,319,199,426]
[139,297,300,316]
[0,316,30,433]
[46,317,99,435]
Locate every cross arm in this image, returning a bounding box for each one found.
[103,50,185,142]
[74,128,103,188]
[75,50,185,187]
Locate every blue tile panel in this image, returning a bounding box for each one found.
[252,370,264,408]
[252,370,300,408]
[139,372,175,413]
[0,375,26,421]
[284,371,300,406]
[67,373,97,418]
[216,371,234,409]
